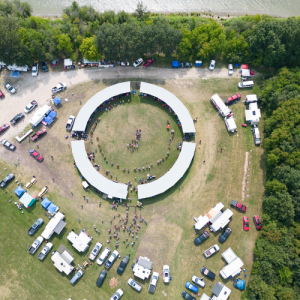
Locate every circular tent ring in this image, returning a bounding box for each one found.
[71,81,196,200]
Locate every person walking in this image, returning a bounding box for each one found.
[51,156,53,160]
[203,160,205,164]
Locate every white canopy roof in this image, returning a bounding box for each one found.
[67,231,92,252]
[64,58,73,66]
[72,140,128,199]
[140,82,196,133]
[138,142,195,199]
[222,247,238,264]
[72,81,131,131]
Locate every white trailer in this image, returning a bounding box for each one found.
[210,208,233,232]
[224,116,237,132]
[30,105,52,127]
[211,94,232,117]
[220,257,244,279]
[7,64,29,72]
[244,94,258,104]
[83,58,100,66]
[41,212,65,239]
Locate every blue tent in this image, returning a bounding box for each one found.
[10,71,20,78]
[233,279,246,290]
[53,97,61,105]
[44,116,54,125]
[47,203,58,214]
[14,186,26,198]
[172,61,179,69]
[48,111,57,119]
[41,198,52,209]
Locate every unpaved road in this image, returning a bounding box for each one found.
[0,66,236,139]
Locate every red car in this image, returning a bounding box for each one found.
[29,149,44,162]
[253,215,262,230]
[143,58,156,68]
[243,216,249,231]
[225,93,241,105]
[0,123,10,134]
[0,89,5,98]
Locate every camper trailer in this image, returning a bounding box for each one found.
[29,105,52,127]
[220,257,244,279]
[224,117,237,133]
[210,208,233,232]
[210,94,232,118]
[7,64,29,72]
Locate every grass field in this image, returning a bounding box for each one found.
[0,77,265,300]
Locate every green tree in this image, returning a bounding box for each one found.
[79,36,99,61]
[57,34,73,57]
[135,1,149,21]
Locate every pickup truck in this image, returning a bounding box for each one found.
[31,128,47,141]
[28,218,44,236]
[230,200,247,212]
[51,82,66,94]
[180,62,192,68]
[66,115,75,131]
[37,242,53,260]
[104,250,119,269]
[0,173,15,188]
[70,269,84,285]
[28,236,43,254]
[203,244,220,258]
[148,272,159,293]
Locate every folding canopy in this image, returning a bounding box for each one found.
[53,97,61,105]
[48,111,57,119]
[44,116,54,125]
[47,203,58,214]
[41,198,52,209]
[14,186,26,198]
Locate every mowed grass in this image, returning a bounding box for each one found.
[0,77,265,300]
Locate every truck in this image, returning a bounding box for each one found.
[31,128,47,141]
[253,126,261,145]
[28,218,44,236]
[104,250,119,269]
[51,82,66,94]
[70,269,84,285]
[203,244,220,258]
[37,242,53,261]
[66,116,75,131]
[28,236,43,254]
[210,94,232,117]
[230,200,247,212]
[148,272,159,293]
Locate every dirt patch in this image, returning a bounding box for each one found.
[109,277,118,289]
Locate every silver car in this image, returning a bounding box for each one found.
[228,64,233,75]
[128,278,142,292]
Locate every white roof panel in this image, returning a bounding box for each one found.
[73,81,131,131]
[140,82,196,133]
[138,142,195,199]
[222,248,238,264]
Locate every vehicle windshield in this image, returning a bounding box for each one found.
[26,105,32,110]
[245,222,249,227]
[8,86,13,91]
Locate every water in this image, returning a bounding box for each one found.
[24,0,300,17]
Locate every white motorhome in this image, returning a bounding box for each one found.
[30,105,52,127]
[224,117,237,133]
[238,81,254,89]
[244,94,258,104]
[7,64,29,72]
[253,127,261,145]
[41,212,66,239]
[210,94,232,117]
[220,257,244,279]
[210,208,233,232]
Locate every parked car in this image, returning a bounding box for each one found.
[228,64,233,75]
[4,82,16,94]
[0,123,10,134]
[97,247,111,265]
[28,218,44,236]
[218,227,232,243]
[253,215,262,230]
[66,115,75,131]
[28,236,44,254]
[243,216,249,231]
[238,80,254,89]
[143,58,156,67]
[32,63,39,76]
[133,58,143,67]
[109,288,123,300]
[181,291,196,300]
[163,265,170,283]
[185,282,198,293]
[104,250,119,269]
[96,270,107,287]
[0,89,5,98]
[51,82,66,94]
[70,269,84,285]
[203,244,220,259]
[180,62,192,68]
[42,62,48,72]
[128,278,142,292]
[1,139,16,150]
[0,173,15,188]
[192,275,205,288]
[89,242,102,261]
[51,59,60,66]
[194,231,210,245]
[230,199,247,212]
[29,149,44,162]
[148,271,159,293]
[24,100,38,114]
[37,242,53,260]
[31,128,46,141]
[201,267,216,280]
[10,113,25,125]
[225,93,241,105]
[117,255,129,275]
[209,60,216,71]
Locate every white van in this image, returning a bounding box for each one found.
[238,81,254,89]
[253,127,261,145]
[244,94,258,104]
[97,247,111,265]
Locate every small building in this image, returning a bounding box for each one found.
[41,212,66,239]
[132,256,153,280]
[67,230,92,252]
[51,245,74,275]
[64,58,74,70]
[211,282,232,300]
[19,192,36,208]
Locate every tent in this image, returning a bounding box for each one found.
[44,116,54,125]
[48,111,57,119]
[47,203,58,214]
[41,198,52,209]
[195,60,202,67]
[14,186,26,198]
[19,192,36,208]
[53,97,61,105]
[235,279,246,290]
[10,71,20,78]
[172,61,179,68]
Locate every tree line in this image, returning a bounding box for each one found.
[244,68,300,300]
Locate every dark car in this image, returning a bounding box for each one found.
[96,270,107,287]
[218,227,232,243]
[180,62,192,68]
[253,215,262,230]
[0,173,15,188]
[10,113,25,125]
[201,267,216,280]
[117,255,129,275]
[0,123,10,134]
[42,62,48,72]
[181,291,196,300]
[28,218,44,236]
[194,231,210,245]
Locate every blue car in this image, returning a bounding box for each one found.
[185,282,198,293]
